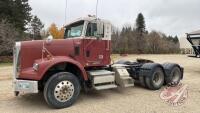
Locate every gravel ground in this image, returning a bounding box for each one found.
[0,54,200,113]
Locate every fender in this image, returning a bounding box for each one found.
[20,56,88,81]
[139,63,165,78]
[162,63,184,79]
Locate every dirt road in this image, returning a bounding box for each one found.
[0,55,200,113]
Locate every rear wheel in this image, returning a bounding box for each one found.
[139,76,146,88]
[145,67,164,90]
[44,72,80,108]
[165,66,181,85]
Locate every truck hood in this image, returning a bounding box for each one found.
[20,39,75,69]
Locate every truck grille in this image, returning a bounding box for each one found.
[13,42,21,79]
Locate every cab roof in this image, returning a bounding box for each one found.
[64,15,111,27]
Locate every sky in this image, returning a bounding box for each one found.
[29,0,200,37]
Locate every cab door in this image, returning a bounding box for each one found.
[83,22,108,67]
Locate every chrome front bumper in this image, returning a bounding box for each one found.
[13,79,38,94]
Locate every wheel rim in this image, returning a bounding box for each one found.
[153,72,163,86]
[172,70,180,82]
[54,80,74,102]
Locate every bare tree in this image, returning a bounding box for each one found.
[146,31,162,54]
[0,20,20,56]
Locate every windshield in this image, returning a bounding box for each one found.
[64,21,84,38]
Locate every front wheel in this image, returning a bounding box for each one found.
[44,72,80,109]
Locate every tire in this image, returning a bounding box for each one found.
[139,76,146,88]
[165,66,181,85]
[145,67,164,90]
[44,72,80,109]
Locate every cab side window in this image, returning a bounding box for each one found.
[86,23,97,37]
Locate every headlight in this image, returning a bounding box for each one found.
[33,63,39,71]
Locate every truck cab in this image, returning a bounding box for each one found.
[13,16,184,109]
[63,16,112,67]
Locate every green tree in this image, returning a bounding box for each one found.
[0,0,32,32]
[135,13,146,53]
[30,16,44,40]
[173,35,179,44]
[136,13,146,34]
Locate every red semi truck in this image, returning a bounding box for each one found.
[13,16,184,108]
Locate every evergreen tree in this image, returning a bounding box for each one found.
[30,16,44,40]
[136,13,146,34]
[135,13,146,53]
[173,35,179,44]
[0,0,32,32]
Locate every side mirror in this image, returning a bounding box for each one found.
[46,35,53,44]
[96,21,104,38]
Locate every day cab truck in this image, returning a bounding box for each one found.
[13,16,184,108]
